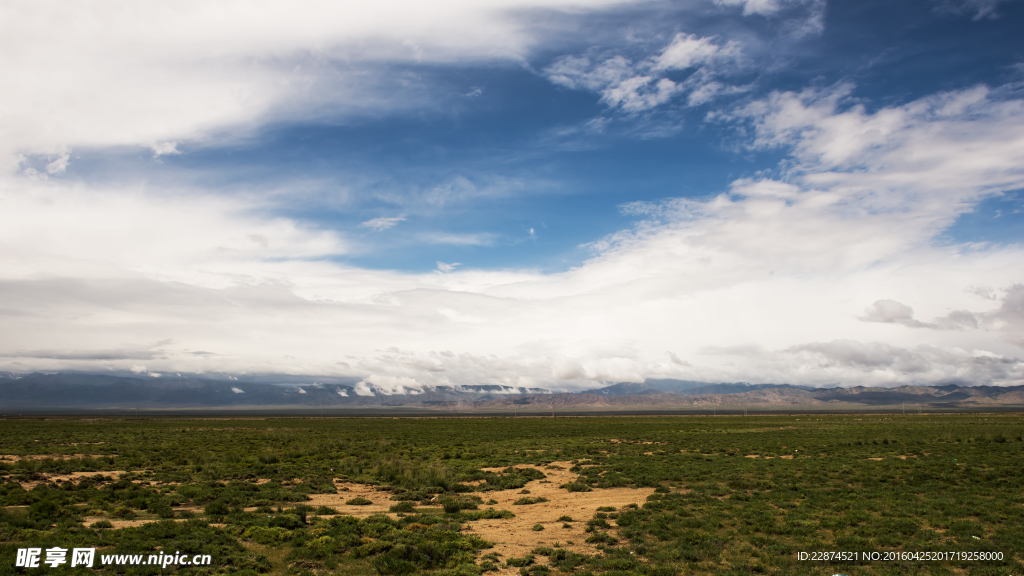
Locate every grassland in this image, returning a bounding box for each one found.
[1,413,1022,575]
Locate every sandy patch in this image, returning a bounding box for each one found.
[867,458,884,461]
[83,516,172,529]
[464,461,653,570]
[271,481,397,518]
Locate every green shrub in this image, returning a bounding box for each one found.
[560,482,592,492]
[346,497,373,505]
[513,497,549,505]
[585,532,617,544]
[204,500,230,516]
[269,514,304,529]
[440,496,479,513]
[389,501,416,513]
[505,555,534,567]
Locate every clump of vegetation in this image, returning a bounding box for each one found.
[512,496,549,505]
[389,501,416,513]
[440,495,479,513]
[505,555,534,567]
[584,531,617,544]
[345,496,372,505]
[560,482,592,492]
[532,523,544,531]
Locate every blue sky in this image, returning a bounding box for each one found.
[2,0,1024,390]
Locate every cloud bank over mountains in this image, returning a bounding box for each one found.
[1,0,1023,391]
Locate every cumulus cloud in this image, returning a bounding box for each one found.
[353,381,376,396]
[860,300,930,328]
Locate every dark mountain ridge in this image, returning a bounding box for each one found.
[2,372,1023,411]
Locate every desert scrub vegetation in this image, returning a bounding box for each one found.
[1,414,1023,575]
[512,496,549,505]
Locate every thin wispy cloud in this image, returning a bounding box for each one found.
[360,216,406,231]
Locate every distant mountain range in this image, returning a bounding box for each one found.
[1,372,1023,412]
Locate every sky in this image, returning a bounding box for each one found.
[2,0,1024,392]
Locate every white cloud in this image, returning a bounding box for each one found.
[653,34,740,71]
[45,151,70,175]
[437,262,461,273]
[713,0,826,34]
[231,386,245,393]
[150,142,181,159]
[360,216,406,231]
[353,381,376,396]
[544,33,745,112]
[421,232,494,246]
[935,0,1018,20]
[3,3,1024,391]
[713,0,819,15]
[4,80,1024,388]
[860,300,928,327]
[1,0,649,164]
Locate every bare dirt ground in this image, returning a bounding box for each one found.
[467,461,653,574]
[82,516,160,529]
[287,482,396,517]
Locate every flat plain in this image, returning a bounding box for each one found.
[1,413,1022,575]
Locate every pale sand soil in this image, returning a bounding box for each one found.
[467,461,653,574]
[83,516,165,529]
